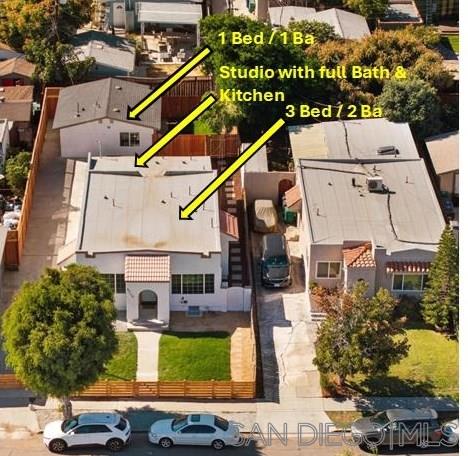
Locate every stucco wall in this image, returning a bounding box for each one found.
[243,171,296,205]
[126,281,170,322]
[75,249,227,312]
[344,266,376,296]
[308,243,344,289]
[439,171,458,195]
[59,119,154,158]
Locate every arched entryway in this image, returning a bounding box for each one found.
[139,290,158,320]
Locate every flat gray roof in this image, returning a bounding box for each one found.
[73,31,135,73]
[78,156,221,255]
[298,158,445,251]
[289,119,420,161]
[53,78,161,130]
[381,0,422,23]
[136,2,202,25]
[314,8,370,39]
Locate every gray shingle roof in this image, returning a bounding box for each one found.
[52,78,161,130]
[72,31,135,74]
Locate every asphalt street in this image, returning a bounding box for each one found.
[0,434,459,456]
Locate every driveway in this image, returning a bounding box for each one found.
[251,226,329,428]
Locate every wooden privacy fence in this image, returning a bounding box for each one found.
[160,134,240,158]
[0,375,255,399]
[4,87,60,270]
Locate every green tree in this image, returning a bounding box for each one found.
[377,78,442,138]
[314,282,408,386]
[422,226,459,334]
[5,151,31,196]
[344,0,389,18]
[2,265,117,418]
[287,20,339,46]
[200,14,326,134]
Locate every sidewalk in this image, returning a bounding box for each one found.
[134,332,160,381]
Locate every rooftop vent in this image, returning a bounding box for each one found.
[377,145,399,156]
[0,96,5,103]
[112,108,120,112]
[367,176,384,192]
[115,85,122,90]
[0,88,4,92]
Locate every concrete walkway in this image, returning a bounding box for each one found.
[134,332,161,381]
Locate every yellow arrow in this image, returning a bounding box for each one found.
[127,46,212,120]
[179,118,286,220]
[135,95,217,167]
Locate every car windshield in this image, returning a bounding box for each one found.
[61,418,79,433]
[115,418,127,431]
[371,412,389,426]
[172,416,188,431]
[265,255,288,267]
[214,416,229,431]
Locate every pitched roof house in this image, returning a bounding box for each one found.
[268,7,370,39]
[53,78,161,158]
[0,57,35,86]
[72,30,136,77]
[289,119,445,296]
[58,156,250,327]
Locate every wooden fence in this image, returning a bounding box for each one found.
[0,376,256,399]
[4,88,60,270]
[160,134,240,158]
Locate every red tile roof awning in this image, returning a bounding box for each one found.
[219,210,239,239]
[125,255,170,282]
[343,242,375,268]
[386,262,431,273]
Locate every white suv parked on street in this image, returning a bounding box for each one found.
[148,413,241,450]
[43,412,131,453]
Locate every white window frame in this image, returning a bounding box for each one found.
[315,261,342,279]
[391,273,428,292]
[120,132,140,147]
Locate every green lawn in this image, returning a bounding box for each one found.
[101,333,137,380]
[159,332,231,381]
[193,119,216,135]
[442,35,459,53]
[348,326,459,400]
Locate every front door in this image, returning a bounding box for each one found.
[139,290,158,320]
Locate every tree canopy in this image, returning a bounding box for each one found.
[0,0,94,84]
[377,78,442,138]
[344,0,389,18]
[314,282,408,385]
[199,14,327,134]
[5,151,31,196]
[422,226,459,334]
[2,265,117,417]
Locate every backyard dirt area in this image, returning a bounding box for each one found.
[169,311,255,382]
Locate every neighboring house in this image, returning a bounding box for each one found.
[52,77,162,158]
[106,0,202,43]
[0,118,11,168]
[58,156,250,326]
[0,85,34,146]
[0,57,35,86]
[72,30,136,77]
[289,119,445,297]
[268,7,370,39]
[378,0,423,28]
[0,43,22,62]
[415,0,459,22]
[425,131,459,199]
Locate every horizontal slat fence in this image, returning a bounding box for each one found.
[159,134,240,157]
[0,376,255,399]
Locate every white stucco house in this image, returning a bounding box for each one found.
[58,155,250,328]
[52,78,161,159]
[288,119,446,297]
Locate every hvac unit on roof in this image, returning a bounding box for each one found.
[366,176,384,192]
[377,145,399,155]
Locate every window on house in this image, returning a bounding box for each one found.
[392,273,428,292]
[316,261,341,279]
[171,274,215,294]
[182,274,204,294]
[115,274,126,294]
[120,132,140,147]
[101,274,126,294]
[204,274,215,293]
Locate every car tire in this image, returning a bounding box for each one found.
[106,438,124,452]
[49,439,67,454]
[212,439,225,450]
[159,437,173,448]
